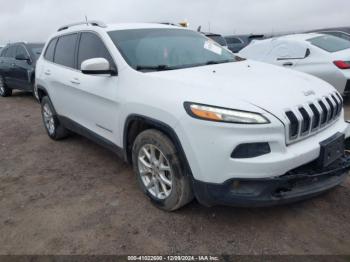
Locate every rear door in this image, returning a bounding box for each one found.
[12,45,32,90]
[47,33,80,121]
[2,46,17,88]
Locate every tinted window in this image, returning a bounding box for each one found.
[44,38,58,62]
[207,35,227,46]
[16,46,27,57]
[77,32,114,69]
[54,34,78,68]
[325,32,350,42]
[0,48,7,57]
[308,35,350,52]
[108,29,237,72]
[6,46,16,58]
[226,37,242,44]
[28,44,44,59]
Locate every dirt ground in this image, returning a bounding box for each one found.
[0,91,350,255]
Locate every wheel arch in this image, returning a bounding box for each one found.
[123,114,193,178]
[36,84,49,102]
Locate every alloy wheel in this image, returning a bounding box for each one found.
[138,144,173,200]
[43,103,55,135]
[0,77,4,95]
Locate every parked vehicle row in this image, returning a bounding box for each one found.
[0,42,44,97]
[1,22,350,211]
[239,33,350,95]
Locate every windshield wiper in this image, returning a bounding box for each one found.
[136,65,176,72]
[205,59,234,65]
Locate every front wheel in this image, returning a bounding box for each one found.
[0,76,12,97]
[132,129,193,211]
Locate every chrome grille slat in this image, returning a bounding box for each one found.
[285,92,342,144]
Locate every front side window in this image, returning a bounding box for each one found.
[54,34,78,68]
[308,35,350,52]
[16,46,27,57]
[0,47,8,57]
[44,38,58,62]
[77,32,114,69]
[108,29,239,72]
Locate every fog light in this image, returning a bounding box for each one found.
[231,143,271,159]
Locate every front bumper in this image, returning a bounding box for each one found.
[193,154,350,207]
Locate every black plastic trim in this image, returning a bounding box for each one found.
[58,116,125,160]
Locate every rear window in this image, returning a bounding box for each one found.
[226,37,242,44]
[207,35,227,46]
[307,35,350,52]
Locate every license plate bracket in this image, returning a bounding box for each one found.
[318,133,345,168]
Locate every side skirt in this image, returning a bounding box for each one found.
[57,115,126,161]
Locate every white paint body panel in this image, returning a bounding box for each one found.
[239,33,350,95]
[36,25,350,184]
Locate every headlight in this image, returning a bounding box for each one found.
[184,102,270,124]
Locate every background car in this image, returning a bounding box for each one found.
[239,33,350,95]
[0,42,44,97]
[308,27,350,42]
[225,34,265,53]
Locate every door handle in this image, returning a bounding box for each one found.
[70,78,80,85]
[44,70,51,76]
[282,62,294,67]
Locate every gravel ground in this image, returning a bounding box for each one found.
[0,91,350,255]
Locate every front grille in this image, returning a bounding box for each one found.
[285,92,343,144]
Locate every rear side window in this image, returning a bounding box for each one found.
[308,35,350,53]
[54,34,78,68]
[0,48,8,57]
[5,46,16,58]
[44,38,58,62]
[77,32,114,69]
[207,35,227,46]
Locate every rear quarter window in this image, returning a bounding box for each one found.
[44,38,58,62]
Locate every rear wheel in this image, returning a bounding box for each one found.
[132,129,193,211]
[41,96,69,140]
[0,76,12,97]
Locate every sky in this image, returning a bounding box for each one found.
[0,0,349,44]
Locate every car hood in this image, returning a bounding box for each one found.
[146,60,337,121]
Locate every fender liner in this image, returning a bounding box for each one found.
[123,114,194,179]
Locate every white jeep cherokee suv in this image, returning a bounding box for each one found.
[35,21,350,211]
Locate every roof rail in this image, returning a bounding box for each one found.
[57,20,107,32]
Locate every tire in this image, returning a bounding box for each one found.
[132,129,194,211]
[41,96,69,140]
[0,75,12,97]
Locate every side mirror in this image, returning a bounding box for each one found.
[15,53,30,61]
[81,58,117,76]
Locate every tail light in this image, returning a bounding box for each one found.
[334,60,350,69]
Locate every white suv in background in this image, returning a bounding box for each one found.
[35,21,350,211]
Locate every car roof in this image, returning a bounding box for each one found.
[277,33,324,42]
[51,22,189,39]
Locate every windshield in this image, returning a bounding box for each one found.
[28,44,44,59]
[108,29,238,72]
[307,35,350,53]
